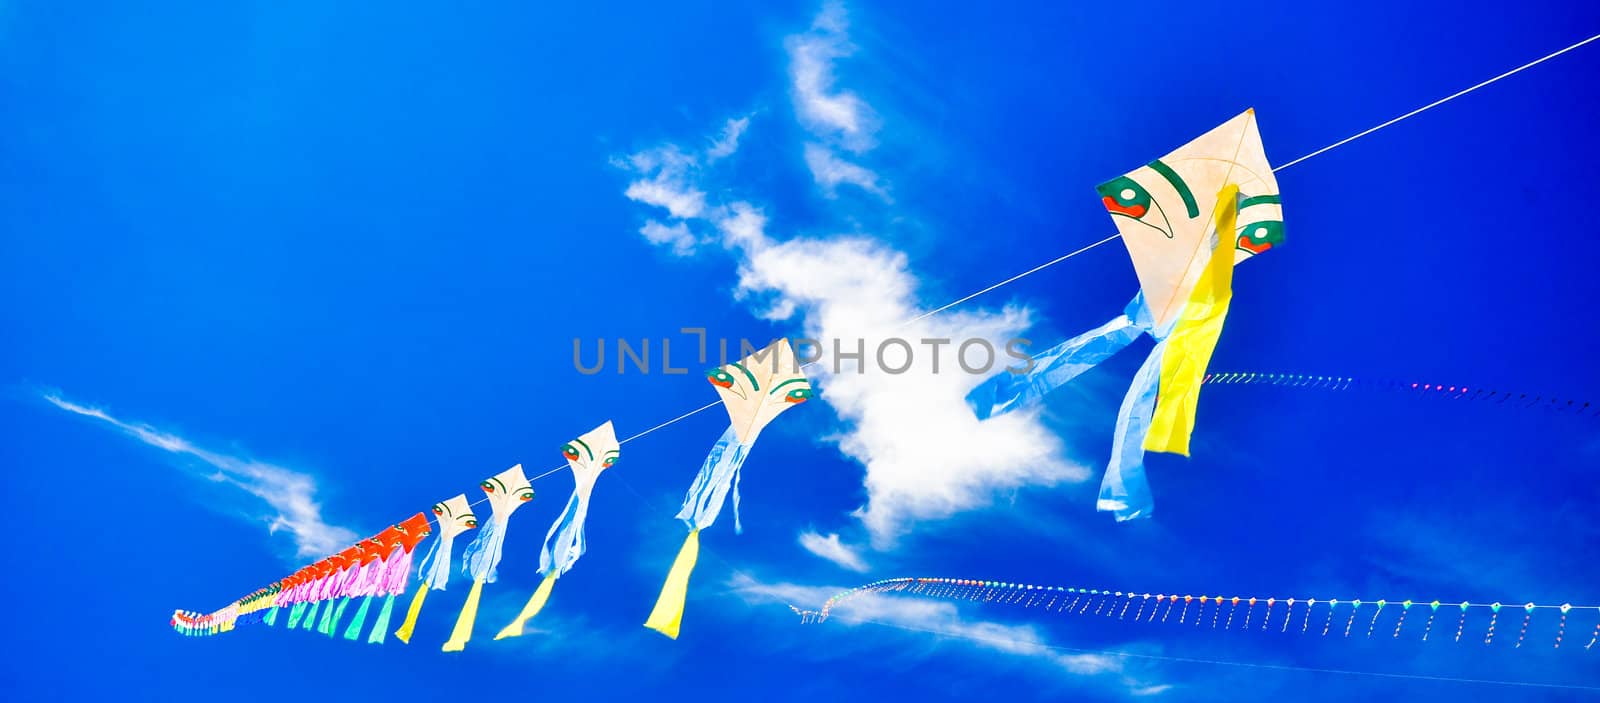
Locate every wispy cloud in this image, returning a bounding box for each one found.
[621,144,709,221]
[706,116,751,161]
[786,1,875,150]
[42,392,357,558]
[799,530,870,572]
[786,2,885,197]
[731,574,1168,693]
[803,142,887,198]
[617,2,1088,548]
[639,219,698,256]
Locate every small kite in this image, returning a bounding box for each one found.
[967,109,1283,520]
[441,464,534,652]
[395,494,477,643]
[497,420,620,639]
[645,339,812,639]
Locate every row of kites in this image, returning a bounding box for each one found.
[175,110,1566,650]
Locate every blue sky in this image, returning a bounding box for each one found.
[4,1,1599,700]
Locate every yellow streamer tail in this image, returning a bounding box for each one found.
[1146,184,1240,456]
[495,572,558,640]
[392,580,430,644]
[643,530,700,640]
[440,579,485,653]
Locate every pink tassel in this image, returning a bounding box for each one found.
[383,549,415,595]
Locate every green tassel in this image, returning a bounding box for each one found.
[286,603,307,629]
[315,600,334,634]
[263,607,279,627]
[367,594,397,644]
[343,596,374,641]
[320,596,349,636]
[301,601,321,631]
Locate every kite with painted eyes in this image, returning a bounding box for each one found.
[645,338,812,639]
[967,109,1284,521]
[394,494,477,644]
[441,464,533,652]
[497,420,621,639]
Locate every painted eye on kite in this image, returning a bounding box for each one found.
[561,443,580,461]
[707,369,735,388]
[1098,176,1152,219]
[784,387,812,403]
[516,488,534,502]
[480,480,494,493]
[601,454,617,468]
[432,504,444,516]
[463,517,478,528]
[1236,219,1283,255]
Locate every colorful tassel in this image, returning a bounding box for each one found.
[367,594,396,644]
[441,579,486,652]
[1145,185,1240,455]
[301,601,321,631]
[342,596,374,640]
[394,581,430,644]
[645,530,701,639]
[496,572,558,640]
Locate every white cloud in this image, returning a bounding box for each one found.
[43,393,357,559]
[731,574,1167,691]
[617,3,1089,546]
[639,219,698,256]
[715,201,772,253]
[621,145,708,220]
[804,143,886,198]
[786,1,876,150]
[736,236,1085,546]
[707,116,751,161]
[798,530,870,572]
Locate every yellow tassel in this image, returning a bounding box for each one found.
[392,580,430,644]
[495,572,558,640]
[1146,185,1240,456]
[441,579,485,652]
[644,530,701,639]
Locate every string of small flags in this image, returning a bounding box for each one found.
[796,578,1600,650]
[1203,372,1597,416]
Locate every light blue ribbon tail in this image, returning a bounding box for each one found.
[674,425,751,532]
[967,296,1152,420]
[539,491,588,577]
[1097,336,1167,521]
[460,518,507,584]
[417,533,454,591]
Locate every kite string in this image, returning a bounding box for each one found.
[247,30,1600,571]
[559,31,1600,468]
[826,616,1600,694]
[1273,32,1600,171]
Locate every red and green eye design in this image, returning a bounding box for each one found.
[463,517,478,528]
[515,487,535,502]
[1098,176,1153,219]
[771,378,812,404]
[601,451,619,468]
[431,504,445,516]
[562,443,581,461]
[1235,194,1284,254]
[480,480,495,494]
[1236,219,1283,254]
[707,368,736,389]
